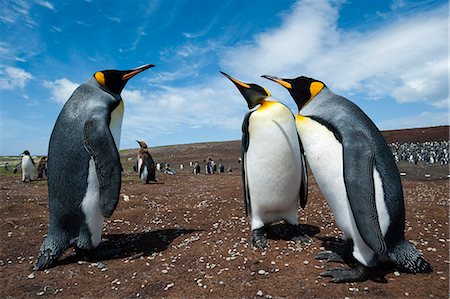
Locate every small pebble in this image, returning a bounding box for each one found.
[258,270,266,275]
[164,283,174,291]
[256,290,263,296]
[303,260,309,265]
[27,273,35,279]
[394,271,400,277]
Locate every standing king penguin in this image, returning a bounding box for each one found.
[21,150,35,182]
[136,140,157,184]
[221,72,309,249]
[33,64,154,271]
[262,75,432,282]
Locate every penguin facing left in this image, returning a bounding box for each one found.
[262,74,432,282]
[21,150,35,182]
[136,140,157,184]
[33,64,154,271]
[221,72,309,249]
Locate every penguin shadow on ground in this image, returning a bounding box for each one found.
[317,236,394,283]
[266,222,320,241]
[59,228,200,266]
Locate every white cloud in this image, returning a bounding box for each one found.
[0,67,34,90]
[43,78,79,104]
[378,111,449,130]
[221,0,448,109]
[121,79,246,146]
[36,1,55,11]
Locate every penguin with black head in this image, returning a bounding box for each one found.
[33,64,154,271]
[221,72,309,249]
[262,74,432,282]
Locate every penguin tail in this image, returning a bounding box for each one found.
[388,240,432,274]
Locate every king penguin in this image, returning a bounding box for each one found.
[136,140,157,184]
[221,72,309,249]
[262,74,432,282]
[33,64,154,271]
[21,150,35,182]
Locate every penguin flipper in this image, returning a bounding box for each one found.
[83,116,122,218]
[342,131,386,255]
[297,134,308,209]
[241,111,253,217]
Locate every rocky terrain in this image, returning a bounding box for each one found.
[0,126,448,298]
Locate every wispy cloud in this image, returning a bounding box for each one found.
[0,0,37,27]
[221,0,448,109]
[36,0,55,11]
[43,78,79,104]
[0,67,34,90]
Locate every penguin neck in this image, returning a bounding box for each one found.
[88,77,122,102]
[298,86,331,116]
[257,99,276,111]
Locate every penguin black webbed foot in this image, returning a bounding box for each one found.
[33,249,54,271]
[287,224,312,244]
[315,250,345,263]
[319,265,368,283]
[251,227,268,250]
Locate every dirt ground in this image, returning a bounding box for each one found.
[1,165,448,298]
[1,127,448,298]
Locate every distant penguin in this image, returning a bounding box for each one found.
[263,75,432,282]
[33,64,154,271]
[136,140,157,184]
[21,150,35,182]
[221,72,309,249]
[37,157,47,179]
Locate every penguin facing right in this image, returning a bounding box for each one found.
[136,140,157,184]
[21,150,35,182]
[262,74,432,282]
[221,72,309,249]
[33,64,154,271]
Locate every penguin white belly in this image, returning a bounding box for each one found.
[21,156,35,181]
[81,158,103,247]
[109,100,124,148]
[246,106,302,230]
[138,158,148,180]
[297,116,390,265]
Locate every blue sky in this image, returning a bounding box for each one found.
[0,0,448,156]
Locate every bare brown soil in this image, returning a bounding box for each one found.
[0,126,448,298]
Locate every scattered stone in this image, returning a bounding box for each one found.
[256,290,263,297]
[394,271,400,277]
[164,283,174,291]
[258,270,266,275]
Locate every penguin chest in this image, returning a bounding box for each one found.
[245,105,302,221]
[138,157,148,179]
[109,100,124,148]
[296,115,390,239]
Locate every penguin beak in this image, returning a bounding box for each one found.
[122,64,155,81]
[261,75,292,89]
[220,71,251,89]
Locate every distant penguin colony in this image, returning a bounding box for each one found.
[221,72,309,249]
[27,62,432,284]
[21,150,35,182]
[33,64,154,271]
[136,140,157,184]
[262,74,432,282]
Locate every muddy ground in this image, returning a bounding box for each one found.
[0,126,448,298]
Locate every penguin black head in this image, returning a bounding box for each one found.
[21,150,30,156]
[94,64,155,95]
[262,75,325,110]
[220,72,271,109]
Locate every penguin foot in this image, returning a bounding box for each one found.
[286,224,312,244]
[33,249,54,271]
[315,250,345,263]
[251,228,268,250]
[319,265,368,283]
